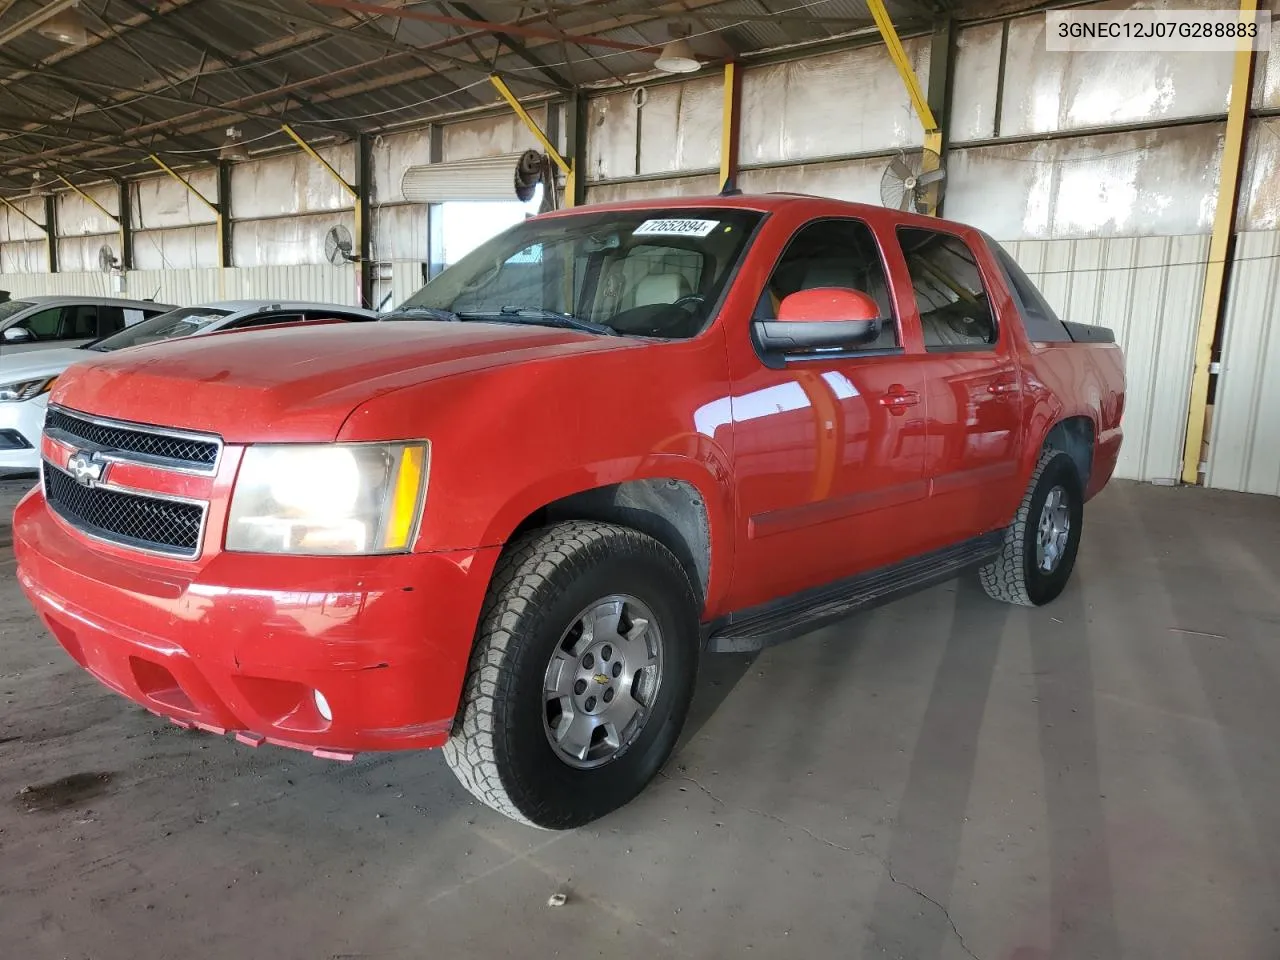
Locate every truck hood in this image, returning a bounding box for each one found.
[51,321,639,442]
[0,347,88,384]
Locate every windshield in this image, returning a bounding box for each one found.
[89,306,234,352]
[397,208,764,339]
[0,299,36,325]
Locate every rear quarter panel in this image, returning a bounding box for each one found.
[1019,340,1126,499]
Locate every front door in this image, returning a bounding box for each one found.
[893,226,1024,546]
[726,218,929,611]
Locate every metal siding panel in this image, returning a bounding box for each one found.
[0,197,46,243]
[1206,231,1280,495]
[126,269,225,305]
[56,183,119,238]
[230,145,357,220]
[232,212,357,268]
[740,39,931,165]
[442,108,548,163]
[133,226,219,271]
[230,265,360,307]
[133,171,219,228]
[1238,117,1280,232]
[950,22,1003,144]
[738,157,888,204]
[587,90,639,182]
[0,239,49,274]
[0,272,114,297]
[999,0,1234,138]
[947,124,1223,240]
[584,175,720,204]
[56,234,120,274]
[1005,235,1208,483]
[372,203,428,262]
[637,76,722,176]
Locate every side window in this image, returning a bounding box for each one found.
[988,241,1072,342]
[97,306,127,337]
[756,218,899,350]
[142,309,168,321]
[897,228,997,350]
[59,305,100,340]
[21,307,62,339]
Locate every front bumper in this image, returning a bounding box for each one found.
[14,492,500,756]
[0,395,44,475]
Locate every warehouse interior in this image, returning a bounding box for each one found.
[1,0,1280,957]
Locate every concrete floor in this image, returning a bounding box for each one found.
[2,480,1279,960]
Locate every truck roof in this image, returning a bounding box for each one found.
[537,192,968,233]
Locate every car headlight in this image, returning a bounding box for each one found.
[226,442,429,555]
[0,376,56,402]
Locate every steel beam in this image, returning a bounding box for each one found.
[118,181,133,270]
[719,61,743,192]
[43,195,58,272]
[490,74,569,175]
[866,0,942,212]
[1181,0,1258,484]
[356,132,373,307]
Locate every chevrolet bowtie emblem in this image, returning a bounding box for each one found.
[66,451,107,487]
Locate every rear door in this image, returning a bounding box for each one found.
[893,226,1024,545]
[725,217,930,609]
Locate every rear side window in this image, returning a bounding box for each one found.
[987,239,1072,342]
[897,228,996,350]
[98,306,127,337]
[59,305,99,339]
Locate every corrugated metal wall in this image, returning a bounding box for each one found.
[1005,235,1209,483]
[1205,232,1280,495]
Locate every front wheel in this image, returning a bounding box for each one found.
[979,450,1084,607]
[443,521,699,829]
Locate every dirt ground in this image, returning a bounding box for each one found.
[3,481,1280,960]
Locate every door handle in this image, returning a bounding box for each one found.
[988,379,1021,395]
[879,385,920,416]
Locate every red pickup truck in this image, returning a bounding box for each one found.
[14,194,1124,829]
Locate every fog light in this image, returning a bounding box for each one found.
[313,689,333,722]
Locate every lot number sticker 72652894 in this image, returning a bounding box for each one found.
[634,219,721,238]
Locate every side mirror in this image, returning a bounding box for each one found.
[2,325,32,343]
[753,288,883,354]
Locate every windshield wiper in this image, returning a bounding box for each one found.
[383,305,461,322]
[459,307,616,336]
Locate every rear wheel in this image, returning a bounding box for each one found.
[979,450,1084,606]
[443,521,698,829]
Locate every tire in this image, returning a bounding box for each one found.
[979,450,1084,607]
[443,521,699,829]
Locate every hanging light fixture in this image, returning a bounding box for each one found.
[36,4,89,47]
[655,37,701,74]
[218,127,250,162]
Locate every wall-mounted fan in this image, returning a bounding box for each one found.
[97,244,120,272]
[880,149,947,214]
[324,224,357,265]
[513,149,558,213]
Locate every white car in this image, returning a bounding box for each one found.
[0,295,174,355]
[0,300,378,476]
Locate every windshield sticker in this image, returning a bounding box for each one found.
[634,218,720,238]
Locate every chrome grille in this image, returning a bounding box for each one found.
[46,407,219,471]
[44,464,204,557]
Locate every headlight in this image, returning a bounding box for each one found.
[226,442,429,555]
[0,377,56,402]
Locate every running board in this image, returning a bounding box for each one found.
[705,531,1004,653]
